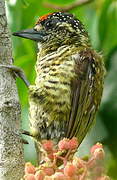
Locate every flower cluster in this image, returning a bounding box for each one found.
[21,138,111,180]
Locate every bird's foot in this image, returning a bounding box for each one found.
[0,64,30,87]
[21,138,29,144]
[13,130,29,144]
[21,129,33,137]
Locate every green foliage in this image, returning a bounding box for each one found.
[6,0,117,179]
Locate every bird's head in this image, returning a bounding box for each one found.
[13,12,90,51]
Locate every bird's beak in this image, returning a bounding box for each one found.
[12,28,47,42]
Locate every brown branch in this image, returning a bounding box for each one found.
[43,0,94,11]
[0,1,25,179]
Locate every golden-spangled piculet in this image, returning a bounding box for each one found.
[13,12,105,148]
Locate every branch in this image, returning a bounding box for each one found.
[0,1,25,179]
[43,0,94,11]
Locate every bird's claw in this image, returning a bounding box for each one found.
[0,64,30,87]
[21,129,32,137]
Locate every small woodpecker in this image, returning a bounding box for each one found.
[13,12,105,160]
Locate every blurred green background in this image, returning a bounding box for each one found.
[6,0,117,179]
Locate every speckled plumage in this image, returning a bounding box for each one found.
[29,45,104,144]
[28,12,105,145]
[14,12,105,150]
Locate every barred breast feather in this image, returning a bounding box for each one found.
[29,45,105,143]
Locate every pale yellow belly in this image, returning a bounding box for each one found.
[29,55,75,140]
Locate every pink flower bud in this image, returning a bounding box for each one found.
[90,143,105,160]
[43,167,54,176]
[64,163,77,177]
[35,170,45,180]
[91,143,103,154]
[51,172,67,180]
[42,140,53,151]
[68,138,78,150]
[25,162,36,174]
[24,174,35,180]
[73,157,86,169]
[58,138,69,150]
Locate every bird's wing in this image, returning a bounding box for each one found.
[66,50,98,143]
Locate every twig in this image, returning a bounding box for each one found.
[43,0,94,11]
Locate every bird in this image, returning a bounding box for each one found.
[13,12,105,160]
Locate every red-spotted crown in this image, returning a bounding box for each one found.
[36,13,53,24]
[35,12,86,33]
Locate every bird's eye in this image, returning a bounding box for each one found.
[44,19,58,29]
[45,21,51,28]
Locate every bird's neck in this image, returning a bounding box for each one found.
[37,43,90,59]
[37,33,91,57]
[35,44,88,76]
[37,44,69,58]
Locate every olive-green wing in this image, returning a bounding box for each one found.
[66,51,97,143]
